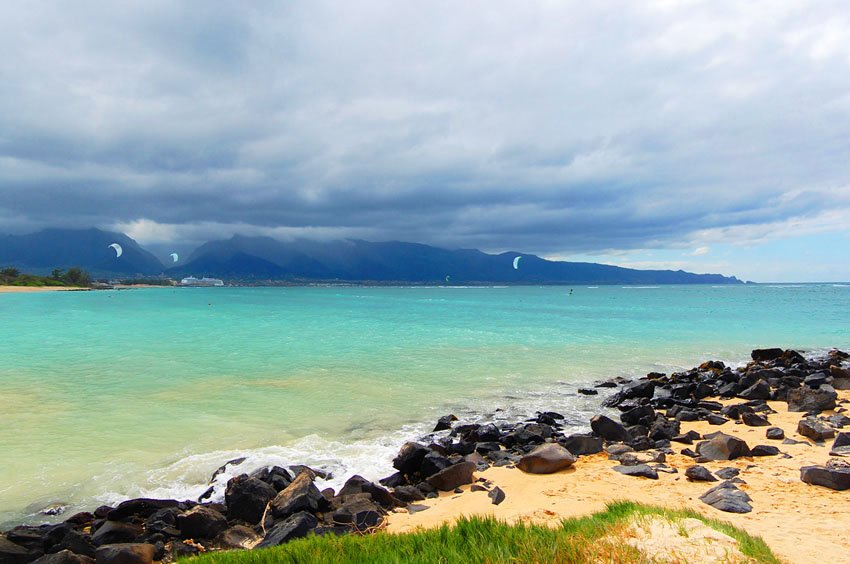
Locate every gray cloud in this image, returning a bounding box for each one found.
[1,0,849,256]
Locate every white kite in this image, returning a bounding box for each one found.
[170,253,179,263]
[108,243,123,258]
[512,256,522,270]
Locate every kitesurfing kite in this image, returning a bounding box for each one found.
[170,253,179,263]
[512,256,522,270]
[445,275,451,283]
[108,243,123,258]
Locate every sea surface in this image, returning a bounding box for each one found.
[1,284,849,526]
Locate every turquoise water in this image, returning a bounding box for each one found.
[1,284,849,525]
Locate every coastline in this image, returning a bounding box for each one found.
[387,391,850,563]
[0,285,90,293]
[2,347,849,563]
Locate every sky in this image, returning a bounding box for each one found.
[1,1,849,282]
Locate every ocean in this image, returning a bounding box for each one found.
[1,284,849,526]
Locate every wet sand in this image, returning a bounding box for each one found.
[387,391,850,563]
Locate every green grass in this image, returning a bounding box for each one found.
[189,501,779,564]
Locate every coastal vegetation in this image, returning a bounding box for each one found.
[190,502,779,564]
[0,266,91,287]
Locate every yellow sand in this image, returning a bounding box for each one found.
[0,285,89,293]
[387,392,850,564]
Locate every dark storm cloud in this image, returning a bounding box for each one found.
[1,0,849,254]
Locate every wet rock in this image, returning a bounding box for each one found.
[648,416,680,442]
[738,379,771,401]
[225,475,277,524]
[699,482,752,513]
[804,373,829,388]
[612,464,658,479]
[0,536,39,564]
[94,543,155,564]
[419,452,452,477]
[471,423,501,443]
[433,414,458,432]
[577,388,598,395]
[560,434,603,455]
[742,412,771,427]
[392,442,430,475]
[685,465,717,482]
[766,427,785,440]
[427,462,476,491]
[216,525,261,550]
[176,505,227,540]
[488,487,506,505]
[91,522,142,547]
[620,405,655,426]
[251,466,294,492]
[47,530,96,558]
[106,499,179,522]
[751,348,784,362]
[257,512,318,548]
[270,470,331,520]
[800,465,850,491]
[332,499,383,532]
[751,445,780,457]
[797,417,835,441]
[209,457,246,483]
[787,385,837,413]
[32,550,94,564]
[517,444,577,474]
[696,433,751,460]
[590,415,631,443]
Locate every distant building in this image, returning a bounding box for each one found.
[180,276,224,287]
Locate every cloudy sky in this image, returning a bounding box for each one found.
[2,1,849,281]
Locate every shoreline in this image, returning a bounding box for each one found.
[2,347,849,563]
[0,285,90,293]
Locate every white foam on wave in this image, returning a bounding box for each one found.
[621,286,660,289]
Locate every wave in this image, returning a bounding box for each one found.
[621,286,660,289]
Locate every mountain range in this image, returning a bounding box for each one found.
[0,228,742,284]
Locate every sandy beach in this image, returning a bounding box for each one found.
[387,391,850,563]
[0,285,90,293]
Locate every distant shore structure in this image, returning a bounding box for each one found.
[179,276,224,287]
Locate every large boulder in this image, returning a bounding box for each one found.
[696,433,751,460]
[741,412,771,427]
[560,434,603,455]
[800,465,850,491]
[685,465,717,482]
[94,543,154,564]
[590,415,631,443]
[251,466,293,492]
[392,443,430,475]
[426,462,476,491]
[831,432,850,457]
[225,475,277,524]
[269,470,330,520]
[176,505,227,539]
[797,418,835,441]
[517,444,577,474]
[433,414,457,432]
[787,385,837,413]
[751,348,784,362]
[0,536,39,564]
[91,522,142,547]
[257,512,318,548]
[337,475,400,510]
[738,380,771,400]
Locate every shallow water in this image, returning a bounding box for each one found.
[1,284,848,525]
